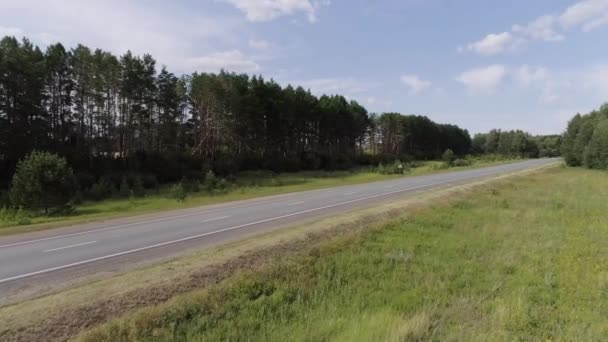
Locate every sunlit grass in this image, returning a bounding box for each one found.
[77,166,608,341]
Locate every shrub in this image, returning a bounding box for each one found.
[182,177,201,193]
[322,153,353,171]
[217,178,229,191]
[0,206,31,225]
[410,161,423,168]
[212,157,239,176]
[88,178,116,201]
[119,176,131,198]
[377,160,408,175]
[269,178,284,187]
[204,170,218,191]
[9,151,77,214]
[130,174,146,197]
[169,182,188,202]
[430,162,450,170]
[75,172,96,191]
[203,170,229,193]
[72,191,84,205]
[442,149,456,166]
[0,190,10,207]
[452,159,472,167]
[300,152,322,170]
[140,174,159,190]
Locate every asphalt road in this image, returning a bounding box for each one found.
[0,159,555,290]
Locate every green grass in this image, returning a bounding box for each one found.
[0,158,515,234]
[76,166,608,341]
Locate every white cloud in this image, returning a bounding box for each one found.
[514,65,549,87]
[581,14,608,31]
[221,0,326,22]
[465,32,515,55]
[538,63,608,106]
[560,0,608,30]
[514,65,559,104]
[296,77,378,97]
[583,63,608,95]
[456,65,508,94]
[534,64,608,108]
[249,39,273,50]
[465,0,608,55]
[366,96,393,107]
[540,90,560,104]
[0,0,242,72]
[512,15,564,41]
[400,74,432,94]
[186,50,260,72]
[511,63,608,106]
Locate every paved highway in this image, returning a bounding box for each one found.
[0,159,555,288]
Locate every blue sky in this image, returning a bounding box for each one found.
[1,0,608,134]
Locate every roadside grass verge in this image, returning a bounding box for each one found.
[74,165,607,341]
[0,158,517,235]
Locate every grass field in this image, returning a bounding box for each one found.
[76,165,608,341]
[0,158,514,235]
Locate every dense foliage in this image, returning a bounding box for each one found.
[561,104,608,169]
[534,135,562,158]
[369,113,471,158]
[9,151,76,213]
[471,129,559,158]
[0,36,474,194]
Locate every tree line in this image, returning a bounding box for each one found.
[471,129,561,158]
[561,104,608,169]
[0,36,479,190]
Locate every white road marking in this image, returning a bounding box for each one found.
[0,161,543,250]
[0,195,326,249]
[43,241,96,253]
[0,161,555,283]
[343,191,359,196]
[384,185,394,189]
[0,171,515,284]
[287,201,305,206]
[201,216,230,223]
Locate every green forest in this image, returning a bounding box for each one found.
[0,36,561,209]
[561,104,608,169]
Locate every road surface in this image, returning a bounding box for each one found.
[0,159,555,293]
